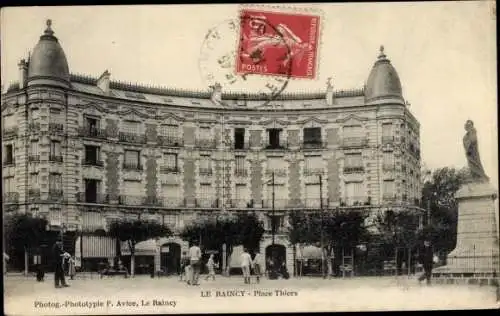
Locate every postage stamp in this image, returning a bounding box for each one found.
[236,8,320,79]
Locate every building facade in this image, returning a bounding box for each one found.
[2,21,422,274]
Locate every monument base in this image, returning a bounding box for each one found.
[433,181,499,277]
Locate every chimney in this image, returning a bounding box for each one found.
[97,70,111,94]
[326,77,334,106]
[18,59,28,89]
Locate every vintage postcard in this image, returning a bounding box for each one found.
[1,2,498,315]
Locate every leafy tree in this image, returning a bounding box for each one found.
[108,219,172,277]
[4,213,49,275]
[420,167,468,253]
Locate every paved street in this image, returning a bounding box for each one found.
[4,273,499,314]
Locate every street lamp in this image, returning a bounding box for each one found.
[265,172,276,245]
[318,174,325,279]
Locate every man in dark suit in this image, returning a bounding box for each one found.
[418,240,434,285]
[52,241,69,288]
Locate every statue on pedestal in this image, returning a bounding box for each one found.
[463,120,489,182]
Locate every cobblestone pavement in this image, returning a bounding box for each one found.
[4,274,499,314]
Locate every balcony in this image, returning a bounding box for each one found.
[29,123,41,133]
[48,189,64,201]
[341,196,371,207]
[3,158,15,166]
[199,168,213,176]
[163,198,184,208]
[196,198,220,208]
[143,196,164,206]
[232,142,250,151]
[229,199,253,208]
[303,168,323,176]
[303,198,330,209]
[234,169,248,177]
[343,166,364,174]
[262,199,288,208]
[266,168,287,177]
[382,136,395,144]
[341,137,368,148]
[3,192,19,204]
[78,126,107,139]
[157,136,184,147]
[76,192,109,204]
[123,162,143,171]
[160,166,179,174]
[49,154,63,163]
[382,164,395,171]
[119,195,145,206]
[82,158,104,167]
[28,155,40,162]
[195,138,217,149]
[3,127,18,138]
[49,123,64,134]
[301,141,325,150]
[382,194,397,203]
[264,141,288,150]
[118,132,146,144]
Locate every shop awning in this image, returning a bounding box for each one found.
[121,239,157,256]
[297,245,323,260]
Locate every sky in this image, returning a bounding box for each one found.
[1,2,497,188]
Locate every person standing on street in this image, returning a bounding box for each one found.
[179,252,189,282]
[252,250,263,284]
[205,254,216,281]
[418,240,434,285]
[52,241,69,288]
[189,242,202,286]
[68,256,76,280]
[240,248,252,284]
[3,252,10,275]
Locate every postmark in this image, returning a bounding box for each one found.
[198,13,294,107]
[236,8,320,79]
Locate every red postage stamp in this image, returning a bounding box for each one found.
[236,9,320,79]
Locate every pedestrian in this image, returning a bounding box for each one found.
[3,252,10,275]
[52,241,69,288]
[252,250,263,283]
[417,240,435,285]
[188,242,201,286]
[68,256,76,280]
[179,252,189,282]
[240,248,252,284]
[205,254,216,281]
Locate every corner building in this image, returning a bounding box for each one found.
[2,21,422,275]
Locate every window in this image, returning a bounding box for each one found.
[305,183,321,207]
[85,117,100,131]
[383,151,394,170]
[267,157,285,175]
[124,150,141,169]
[164,153,178,171]
[84,145,100,165]
[49,207,62,226]
[235,184,247,207]
[345,181,365,205]
[199,126,211,140]
[31,173,39,188]
[160,124,178,137]
[84,179,101,203]
[123,180,142,196]
[234,128,245,149]
[266,183,286,208]
[303,127,322,147]
[122,121,141,134]
[382,123,394,143]
[199,183,214,207]
[163,184,180,206]
[4,144,14,164]
[30,141,38,155]
[266,128,282,148]
[235,156,246,175]
[343,125,363,137]
[344,153,363,168]
[304,156,323,175]
[49,173,62,192]
[199,155,212,175]
[3,114,16,129]
[4,176,15,193]
[383,180,395,197]
[50,141,61,156]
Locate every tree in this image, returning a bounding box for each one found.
[4,213,49,275]
[420,167,468,254]
[108,219,172,277]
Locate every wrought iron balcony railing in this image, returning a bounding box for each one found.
[49,123,64,134]
[82,158,104,167]
[199,168,213,175]
[78,126,107,139]
[303,168,324,176]
[3,127,18,138]
[228,199,253,208]
[76,192,109,204]
[28,188,41,198]
[29,155,40,162]
[163,198,184,208]
[234,169,248,177]
[196,198,220,208]
[49,154,63,163]
[3,158,15,166]
[118,132,147,144]
[3,192,19,204]
[344,166,364,173]
[303,198,330,208]
[143,196,164,206]
[265,168,287,177]
[264,141,288,150]
[48,189,64,200]
[160,166,179,174]
[262,199,288,208]
[232,142,250,150]
[122,162,143,171]
[29,123,41,133]
[118,195,145,206]
[341,137,368,148]
[301,141,325,149]
[340,196,371,207]
[382,136,395,144]
[157,135,184,147]
[195,138,217,149]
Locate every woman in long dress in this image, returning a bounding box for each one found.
[68,256,76,280]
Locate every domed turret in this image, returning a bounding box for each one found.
[27,20,70,88]
[365,46,404,105]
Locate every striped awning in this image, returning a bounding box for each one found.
[75,235,116,260]
[121,239,157,256]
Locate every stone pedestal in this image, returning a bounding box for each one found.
[434,181,499,276]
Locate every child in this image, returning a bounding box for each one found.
[205,254,216,281]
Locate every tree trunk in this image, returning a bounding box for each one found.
[128,240,135,277]
[24,247,29,276]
